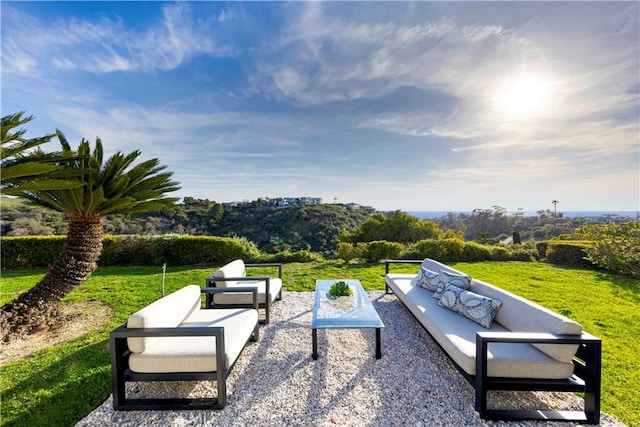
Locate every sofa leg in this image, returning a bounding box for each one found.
[110,334,128,409]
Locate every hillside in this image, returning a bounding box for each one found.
[0,198,377,255]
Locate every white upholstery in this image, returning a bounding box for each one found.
[213,278,283,305]
[125,283,258,374]
[213,259,246,287]
[128,308,258,373]
[385,259,583,379]
[127,285,201,353]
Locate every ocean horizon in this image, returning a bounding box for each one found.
[406,211,639,219]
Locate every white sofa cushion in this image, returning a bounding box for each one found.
[213,278,283,305]
[385,273,575,378]
[128,308,258,373]
[127,285,201,353]
[470,279,582,363]
[212,259,246,287]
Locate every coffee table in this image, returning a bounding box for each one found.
[311,279,384,359]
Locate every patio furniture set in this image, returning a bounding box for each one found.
[109,258,602,424]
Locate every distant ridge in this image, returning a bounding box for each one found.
[407,211,639,219]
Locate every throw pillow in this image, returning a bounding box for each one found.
[432,270,472,299]
[438,284,503,329]
[416,267,441,291]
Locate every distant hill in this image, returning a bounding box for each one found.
[0,197,378,255]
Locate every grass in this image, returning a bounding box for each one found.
[0,261,638,426]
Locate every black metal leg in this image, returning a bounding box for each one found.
[375,328,382,359]
[312,328,318,360]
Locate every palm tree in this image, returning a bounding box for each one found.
[1,112,83,194]
[1,133,180,340]
[551,200,559,220]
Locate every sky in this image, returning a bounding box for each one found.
[2,1,639,213]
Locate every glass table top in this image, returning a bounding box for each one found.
[311,279,384,329]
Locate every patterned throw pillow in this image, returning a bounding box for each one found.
[437,284,503,329]
[432,270,472,299]
[416,267,441,291]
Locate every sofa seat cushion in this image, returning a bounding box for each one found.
[385,275,575,379]
[212,278,283,306]
[213,259,246,287]
[128,308,258,373]
[127,285,201,353]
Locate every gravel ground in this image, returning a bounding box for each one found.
[77,291,623,426]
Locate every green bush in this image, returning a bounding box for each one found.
[0,236,66,268]
[259,250,320,263]
[337,242,359,263]
[0,235,262,268]
[546,241,594,268]
[359,240,403,262]
[401,238,465,262]
[579,221,640,277]
[460,241,493,261]
[491,245,511,261]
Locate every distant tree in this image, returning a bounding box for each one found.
[1,133,180,340]
[352,210,444,243]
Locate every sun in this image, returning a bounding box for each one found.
[494,74,552,119]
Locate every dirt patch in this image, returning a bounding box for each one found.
[0,301,112,366]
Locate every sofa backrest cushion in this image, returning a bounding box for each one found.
[127,284,201,353]
[420,258,582,363]
[213,259,246,287]
[470,279,582,362]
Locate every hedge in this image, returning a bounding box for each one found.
[545,241,595,268]
[0,235,262,269]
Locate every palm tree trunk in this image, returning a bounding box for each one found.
[1,214,103,340]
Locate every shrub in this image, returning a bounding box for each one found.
[491,245,511,261]
[359,240,403,262]
[0,236,65,268]
[578,221,640,277]
[0,235,263,268]
[337,242,359,263]
[546,241,594,268]
[401,238,464,262]
[460,241,493,262]
[259,250,321,263]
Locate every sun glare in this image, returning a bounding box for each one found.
[495,74,552,119]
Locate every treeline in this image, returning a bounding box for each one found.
[1,198,376,256]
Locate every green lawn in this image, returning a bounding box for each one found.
[1,261,638,426]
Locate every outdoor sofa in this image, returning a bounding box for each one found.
[205,259,283,324]
[384,258,602,424]
[110,284,259,410]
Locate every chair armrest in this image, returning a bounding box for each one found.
[246,263,283,279]
[385,259,423,275]
[476,331,601,382]
[111,324,224,339]
[201,286,259,310]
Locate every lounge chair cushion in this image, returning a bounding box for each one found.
[128,308,258,373]
[212,278,283,305]
[127,285,201,353]
[212,259,246,287]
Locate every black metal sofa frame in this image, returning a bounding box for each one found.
[385,260,602,424]
[205,262,283,324]
[110,287,259,410]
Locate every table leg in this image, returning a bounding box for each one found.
[375,327,382,359]
[312,328,318,360]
